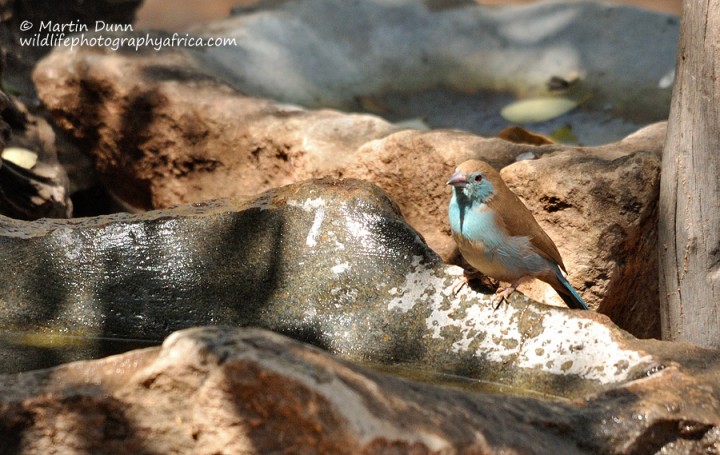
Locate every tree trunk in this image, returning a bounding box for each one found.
[659,0,720,348]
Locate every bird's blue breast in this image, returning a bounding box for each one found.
[448,193,504,248]
[449,191,548,280]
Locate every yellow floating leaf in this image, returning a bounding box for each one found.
[500,97,578,123]
[2,147,38,169]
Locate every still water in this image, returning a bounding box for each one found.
[0,331,159,374]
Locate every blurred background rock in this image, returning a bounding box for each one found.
[135,0,682,31]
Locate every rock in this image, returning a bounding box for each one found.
[0,326,718,454]
[0,0,143,96]
[0,90,9,148]
[372,123,664,321]
[0,93,72,219]
[501,142,661,338]
[188,0,675,144]
[0,177,679,398]
[32,45,404,211]
[31,1,672,338]
[0,155,72,219]
[31,34,668,274]
[31,0,679,211]
[0,0,143,218]
[2,176,720,452]
[616,121,667,157]
[32,41,518,233]
[199,0,677,121]
[346,122,666,264]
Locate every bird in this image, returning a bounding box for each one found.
[447,159,588,310]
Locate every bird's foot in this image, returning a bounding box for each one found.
[490,286,516,310]
[451,274,471,295]
[451,269,490,295]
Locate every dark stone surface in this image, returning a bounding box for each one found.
[0,177,687,400]
[0,178,435,348]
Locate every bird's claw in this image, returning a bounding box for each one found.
[450,269,490,295]
[450,274,471,295]
[490,286,516,310]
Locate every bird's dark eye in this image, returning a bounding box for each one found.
[474,174,483,182]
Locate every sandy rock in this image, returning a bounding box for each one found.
[616,121,668,156]
[0,326,718,454]
[32,46,403,211]
[32,42,517,232]
[347,123,667,280]
[501,145,661,338]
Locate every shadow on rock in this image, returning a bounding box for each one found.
[3,327,718,454]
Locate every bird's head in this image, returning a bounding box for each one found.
[446,160,499,204]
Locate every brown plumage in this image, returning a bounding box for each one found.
[448,160,588,310]
[454,160,566,272]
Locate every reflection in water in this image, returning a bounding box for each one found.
[0,332,159,374]
[363,360,571,402]
[1,332,571,402]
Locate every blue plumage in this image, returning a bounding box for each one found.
[551,263,589,310]
[447,160,589,310]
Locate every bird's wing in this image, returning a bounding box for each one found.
[490,181,567,272]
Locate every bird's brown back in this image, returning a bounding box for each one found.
[462,160,567,272]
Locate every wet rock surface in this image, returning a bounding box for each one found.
[0,177,712,402]
[0,179,432,344]
[0,326,718,454]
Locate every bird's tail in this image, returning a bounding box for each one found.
[551,264,589,310]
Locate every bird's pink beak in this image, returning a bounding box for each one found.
[446,171,468,188]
